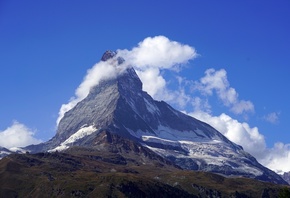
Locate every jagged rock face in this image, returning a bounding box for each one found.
[101,50,117,61]
[26,51,287,185]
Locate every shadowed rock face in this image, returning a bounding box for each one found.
[25,51,287,185]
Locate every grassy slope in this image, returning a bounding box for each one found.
[0,148,289,198]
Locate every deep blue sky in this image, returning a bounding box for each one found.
[1,1,289,148]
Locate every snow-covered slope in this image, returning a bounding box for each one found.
[25,51,287,184]
[49,125,97,152]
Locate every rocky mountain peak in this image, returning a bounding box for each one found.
[101,50,117,61]
[23,50,288,185]
[101,50,125,65]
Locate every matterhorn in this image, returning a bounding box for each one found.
[26,51,286,185]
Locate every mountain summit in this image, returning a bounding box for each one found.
[27,51,286,184]
[101,50,117,61]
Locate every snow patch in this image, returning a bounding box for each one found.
[142,135,181,147]
[155,125,219,142]
[49,125,97,152]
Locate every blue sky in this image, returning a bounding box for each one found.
[0,1,290,173]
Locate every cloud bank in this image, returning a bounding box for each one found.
[0,121,42,149]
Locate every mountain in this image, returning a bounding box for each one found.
[25,51,286,185]
[281,172,290,185]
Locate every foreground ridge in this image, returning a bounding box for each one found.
[1,136,289,197]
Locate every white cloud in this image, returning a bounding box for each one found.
[135,71,193,108]
[57,36,197,124]
[263,112,280,124]
[194,68,254,115]
[118,35,197,101]
[191,97,212,113]
[135,68,166,99]
[231,100,255,115]
[189,111,290,173]
[261,142,290,174]
[117,35,197,70]
[0,121,42,149]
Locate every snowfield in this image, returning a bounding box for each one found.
[49,125,97,152]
